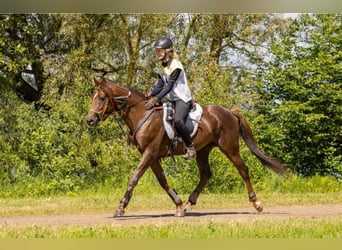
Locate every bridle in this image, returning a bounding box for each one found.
[89,84,146,121]
[89,84,132,121]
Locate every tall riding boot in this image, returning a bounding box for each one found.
[183,143,196,160]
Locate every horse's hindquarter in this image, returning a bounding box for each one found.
[193,105,240,149]
[170,104,240,155]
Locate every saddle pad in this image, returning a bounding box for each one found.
[163,102,203,140]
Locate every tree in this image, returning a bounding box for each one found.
[0,14,66,104]
[255,14,341,177]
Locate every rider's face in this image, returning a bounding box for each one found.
[155,48,166,61]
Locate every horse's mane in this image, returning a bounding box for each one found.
[101,77,146,98]
[128,87,146,98]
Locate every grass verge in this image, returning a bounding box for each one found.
[1,217,341,238]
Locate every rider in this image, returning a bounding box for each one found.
[145,36,196,160]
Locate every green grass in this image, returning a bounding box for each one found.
[1,217,341,238]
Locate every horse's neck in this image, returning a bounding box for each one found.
[120,95,147,133]
[109,84,148,133]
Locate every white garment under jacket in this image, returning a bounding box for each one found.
[163,59,192,103]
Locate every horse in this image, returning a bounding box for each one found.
[86,77,287,217]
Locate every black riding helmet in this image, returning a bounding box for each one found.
[154,36,173,49]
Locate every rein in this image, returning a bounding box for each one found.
[126,95,147,110]
[109,87,132,112]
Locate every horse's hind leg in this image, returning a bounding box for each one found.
[184,146,213,213]
[219,143,263,212]
[232,154,263,212]
[150,159,184,217]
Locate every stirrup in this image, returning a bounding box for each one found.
[183,145,196,160]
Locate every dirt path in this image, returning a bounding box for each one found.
[1,204,341,227]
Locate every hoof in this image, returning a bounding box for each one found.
[175,204,185,217]
[175,210,185,217]
[114,208,125,217]
[183,202,192,213]
[253,201,263,212]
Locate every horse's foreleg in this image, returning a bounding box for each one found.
[150,160,184,217]
[114,153,152,217]
[184,147,212,213]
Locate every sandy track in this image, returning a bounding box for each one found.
[1,204,341,227]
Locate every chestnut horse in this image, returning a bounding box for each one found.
[86,77,287,217]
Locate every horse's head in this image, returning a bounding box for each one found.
[86,78,146,127]
[86,77,114,127]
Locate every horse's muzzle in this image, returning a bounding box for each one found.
[86,114,99,127]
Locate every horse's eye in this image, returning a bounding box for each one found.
[99,96,105,101]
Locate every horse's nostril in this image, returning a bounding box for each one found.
[86,117,94,125]
[86,115,99,127]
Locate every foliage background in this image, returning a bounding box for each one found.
[0,14,341,197]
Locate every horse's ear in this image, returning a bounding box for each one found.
[94,77,100,87]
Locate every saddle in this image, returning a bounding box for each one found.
[162,101,203,140]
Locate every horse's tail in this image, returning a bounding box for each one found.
[231,108,288,177]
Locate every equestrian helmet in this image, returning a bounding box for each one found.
[154,37,173,49]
